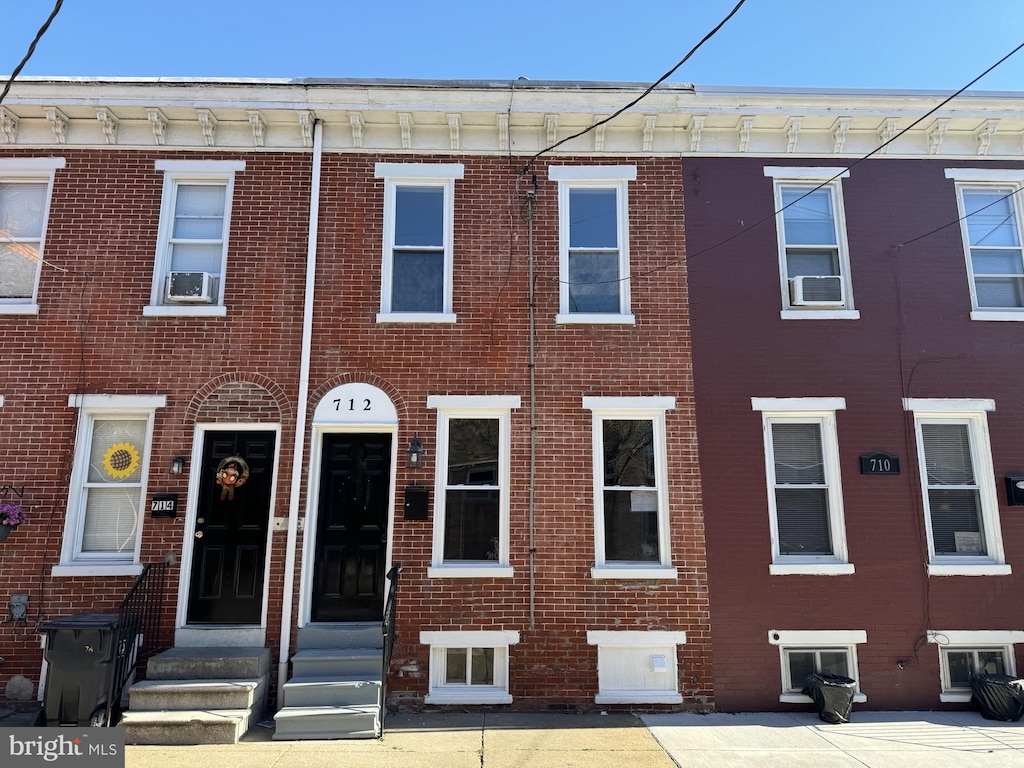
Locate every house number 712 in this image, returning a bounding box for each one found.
[333,398,371,412]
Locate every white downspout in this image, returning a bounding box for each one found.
[277,118,323,700]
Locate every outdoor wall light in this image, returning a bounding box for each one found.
[169,456,187,475]
[406,434,424,469]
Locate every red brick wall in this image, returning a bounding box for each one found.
[686,156,1024,711]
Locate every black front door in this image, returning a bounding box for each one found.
[311,433,392,622]
[187,430,276,624]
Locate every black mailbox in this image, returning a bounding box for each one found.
[404,484,429,520]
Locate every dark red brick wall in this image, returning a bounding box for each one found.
[687,156,1024,711]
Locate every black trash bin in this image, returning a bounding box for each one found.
[803,672,857,724]
[41,613,125,727]
[970,673,1024,721]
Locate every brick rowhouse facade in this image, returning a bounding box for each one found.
[0,78,710,717]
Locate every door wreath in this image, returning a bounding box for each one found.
[215,456,250,500]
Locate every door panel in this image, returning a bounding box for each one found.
[312,433,392,622]
[187,430,276,624]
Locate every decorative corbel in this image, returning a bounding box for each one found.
[593,115,608,152]
[689,115,705,153]
[247,111,266,148]
[737,116,753,153]
[43,107,69,144]
[0,108,18,144]
[146,108,167,145]
[349,113,364,148]
[447,114,461,151]
[642,115,657,152]
[831,117,851,153]
[398,113,413,149]
[196,109,217,147]
[545,114,558,146]
[785,118,802,154]
[496,113,509,152]
[927,118,949,155]
[877,118,898,153]
[297,111,315,148]
[976,119,998,156]
[95,108,119,145]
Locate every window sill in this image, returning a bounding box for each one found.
[939,692,972,703]
[143,304,227,318]
[927,563,1011,576]
[780,309,860,321]
[780,692,868,704]
[970,310,1024,322]
[770,563,855,576]
[591,566,677,580]
[555,313,635,325]
[0,303,40,315]
[425,691,512,705]
[376,312,457,324]
[427,566,514,579]
[595,692,683,705]
[51,563,144,578]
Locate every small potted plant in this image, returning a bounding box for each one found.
[0,501,26,540]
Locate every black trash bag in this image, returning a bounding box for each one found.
[970,673,1024,722]
[803,672,857,724]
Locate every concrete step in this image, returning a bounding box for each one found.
[297,622,383,650]
[127,678,265,711]
[119,708,255,745]
[146,646,271,681]
[290,647,382,677]
[280,675,380,708]
[273,705,379,740]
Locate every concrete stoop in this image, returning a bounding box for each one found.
[119,646,271,745]
[273,622,384,740]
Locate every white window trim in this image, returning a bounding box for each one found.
[426,395,519,578]
[55,394,166,577]
[144,160,244,317]
[769,629,867,704]
[752,397,851,575]
[764,167,858,320]
[550,166,636,325]
[0,157,66,315]
[929,630,1024,702]
[420,630,519,705]
[944,169,1024,321]
[587,630,687,704]
[904,399,1008,575]
[584,397,676,579]
[374,163,463,324]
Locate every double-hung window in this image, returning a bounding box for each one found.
[427,395,519,578]
[905,399,1008,576]
[421,630,519,704]
[752,398,852,575]
[0,157,65,314]
[770,630,867,704]
[55,394,166,577]
[146,160,244,317]
[551,166,635,324]
[929,630,1024,702]
[765,167,857,319]
[584,397,675,579]
[375,163,462,323]
[945,169,1024,320]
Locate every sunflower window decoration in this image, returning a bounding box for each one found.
[216,456,250,501]
[102,442,142,481]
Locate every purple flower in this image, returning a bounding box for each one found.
[0,502,26,526]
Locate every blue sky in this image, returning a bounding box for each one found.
[4,0,1024,92]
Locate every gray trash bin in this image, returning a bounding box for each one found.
[41,613,123,726]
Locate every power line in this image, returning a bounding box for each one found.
[0,0,65,106]
[518,0,747,176]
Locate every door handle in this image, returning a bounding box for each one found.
[194,531,204,539]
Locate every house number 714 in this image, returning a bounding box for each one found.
[333,398,371,412]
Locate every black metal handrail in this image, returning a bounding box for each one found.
[101,561,170,726]
[380,562,402,731]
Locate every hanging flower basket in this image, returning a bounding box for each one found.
[0,501,25,541]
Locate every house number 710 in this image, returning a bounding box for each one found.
[333,398,371,412]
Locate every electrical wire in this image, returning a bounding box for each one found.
[518,0,747,176]
[0,0,65,106]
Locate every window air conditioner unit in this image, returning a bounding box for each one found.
[166,271,215,303]
[789,275,844,306]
